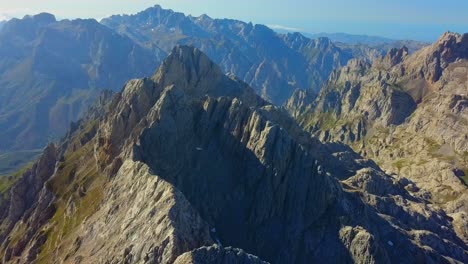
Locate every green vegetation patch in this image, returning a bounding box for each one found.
[37,141,106,262]
[299,111,339,131]
[35,120,106,262]
[461,168,468,186]
[434,185,459,204]
[425,138,441,154]
[393,159,408,171]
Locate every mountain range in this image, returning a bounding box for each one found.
[0,45,466,263]
[307,32,396,45]
[0,4,466,264]
[0,13,164,174]
[0,5,397,175]
[0,13,162,151]
[101,5,356,104]
[270,31,428,55]
[288,31,468,243]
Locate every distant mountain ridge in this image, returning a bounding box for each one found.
[0,5,426,174]
[308,32,396,45]
[0,13,163,153]
[267,30,428,51]
[101,5,356,105]
[268,30,428,55]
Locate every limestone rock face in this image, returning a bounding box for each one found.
[339,226,388,264]
[288,32,468,244]
[174,245,268,264]
[402,32,468,83]
[135,89,339,263]
[66,160,214,264]
[381,46,408,68]
[0,46,467,264]
[285,89,318,118]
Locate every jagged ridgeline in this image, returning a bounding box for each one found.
[101,5,355,105]
[288,32,468,232]
[0,5,377,176]
[0,5,428,177]
[0,46,466,263]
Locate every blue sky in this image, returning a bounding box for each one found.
[0,0,467,41]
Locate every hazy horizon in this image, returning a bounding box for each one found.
[0,0,467,41]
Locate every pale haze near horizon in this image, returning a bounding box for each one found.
[0,0,467,41]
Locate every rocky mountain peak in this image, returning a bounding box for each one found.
[313,37,333,48]
[382,46,409,67]
[1,12,57,36]
[0,12,161,151]
[328,58,371,84]
[287,31,468,251]
[285,32,307,41]
[194,14,212,22]
[434,31,468,61]
[108,4,186,30]
[26,12,56,25]
[346,58,371,70]
[152,4,164,10]
[252,23,275,35]
[145,4,174,15]
[150,45,264,107]
[436,31,466,46]
[403,31,468,83]
[152,45,222,88]
[282,33,336,51]
[190,14,215,29]
[286,89,318,117]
